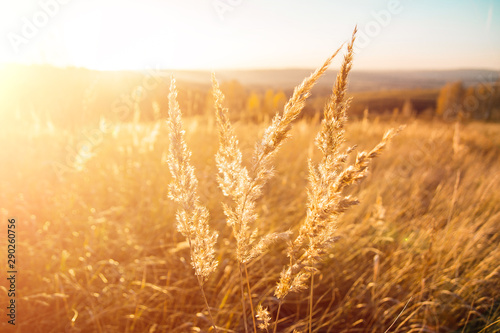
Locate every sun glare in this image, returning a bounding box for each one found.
[1,1,223,70]
[1,1,499,70]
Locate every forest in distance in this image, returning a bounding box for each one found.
[1,64,499,129]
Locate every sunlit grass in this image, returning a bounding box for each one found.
[0,114,499,332]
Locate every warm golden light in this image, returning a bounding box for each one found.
[1,1,499,70]
[0,4,499,331]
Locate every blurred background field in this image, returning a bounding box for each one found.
[0,64,499,332]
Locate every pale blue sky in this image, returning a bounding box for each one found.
[0,0,499,70]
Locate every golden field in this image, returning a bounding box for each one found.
[1,110,499,332]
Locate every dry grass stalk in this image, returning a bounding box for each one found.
[212,45,342,332]
[166,76,219,331]
[211,41,342,265]
[274,27,402,331]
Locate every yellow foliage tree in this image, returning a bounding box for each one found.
[246,92,261,122]
[436,81,464,119]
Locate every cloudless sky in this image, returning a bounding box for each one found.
[0,0,499,71]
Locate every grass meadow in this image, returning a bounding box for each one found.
[1,109,499,331]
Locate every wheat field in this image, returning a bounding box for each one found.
[1,41,500,332]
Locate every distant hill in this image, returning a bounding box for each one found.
[166,68,499,92]
[1,64,498,126]
[2,63,498,93]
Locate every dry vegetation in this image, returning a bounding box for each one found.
[1,39,499,333]
[1,106,499,333]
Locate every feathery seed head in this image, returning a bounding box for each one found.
[166,76,218,281]
[277,27,402,301]
[256,304,271,331]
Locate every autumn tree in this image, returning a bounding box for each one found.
[260,89,287,122]
[205,80,247,121]
[436,81,464,119]
[221,80,247,116]
[273,90,286,112]
[246,92,261,122]
[401,98,414,118]
[262,89,275,122]
[463,80,500,120]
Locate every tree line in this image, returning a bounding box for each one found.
[1,65,499,129]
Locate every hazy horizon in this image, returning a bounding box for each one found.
[2,62,500,73]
